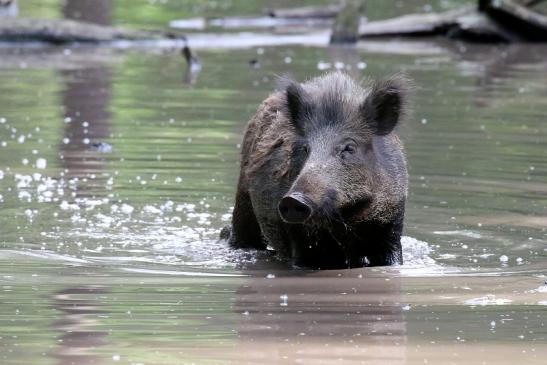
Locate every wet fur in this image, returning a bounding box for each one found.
[223,72,412,269]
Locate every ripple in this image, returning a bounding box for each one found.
[464,295,513,306]
[121,267,247,277]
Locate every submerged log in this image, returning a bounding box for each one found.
[359,0,547,42]
[359,7,512,42]
[0,18,184,43]
[267,4,344,18]
[449,10,517,41]
[479,0,547,40]
[359,9,462,36]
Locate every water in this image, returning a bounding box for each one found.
[1,2,547,365]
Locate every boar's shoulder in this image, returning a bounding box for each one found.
[241,93,295,178]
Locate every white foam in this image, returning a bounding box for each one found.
[433,230,482,239]
[121,268,246,277]
[120,204,134,214]
[465,295,512,306]
[527,285,547,293]
[0,249,90,264]
[401,236,436,267]
[395,236,458,276]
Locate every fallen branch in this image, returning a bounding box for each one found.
[266,4,344,18]
[359,8,466,36]
[359,7,512,42]
[479,0,547,40]
[0,18,184,43]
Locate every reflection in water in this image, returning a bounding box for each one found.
[49,285,108,365]
[327,44,363,80]
[182,46,202,85]
[465,44,547,104]
[63,0,111,25]
[59,66,112,183]
[59,0,113,192]
[2,10,547,362]
[232,270,406,364]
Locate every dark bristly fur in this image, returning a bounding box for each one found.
[285,81,313,132]
[223,71,413,269]
[362,74,412,136]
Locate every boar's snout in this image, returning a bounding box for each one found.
[278,193,314,224]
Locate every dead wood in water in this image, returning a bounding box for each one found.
[451,10,518,41]
[267,4,344,18]
[358,7,513,42]
[0,18,184,43]
[479,0,547,40]
[522,0,547,6]
[359,8,464,36]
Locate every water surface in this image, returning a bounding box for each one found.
[1,5,547,365]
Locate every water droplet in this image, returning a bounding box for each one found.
[36,158,47,169]
[121,204,134,215]
[317,61,332,70]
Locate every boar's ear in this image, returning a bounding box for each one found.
[284,80,313,131]
[361,75,412,136]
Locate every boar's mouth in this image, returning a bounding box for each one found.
[339,197,372,221]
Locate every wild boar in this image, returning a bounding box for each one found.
[221,72,411,269]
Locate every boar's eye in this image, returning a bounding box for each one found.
[340,142,357,158]
[296,143,309,157]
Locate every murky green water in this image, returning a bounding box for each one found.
[1,1,547,364]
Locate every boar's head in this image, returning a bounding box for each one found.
[277,72,411,228]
